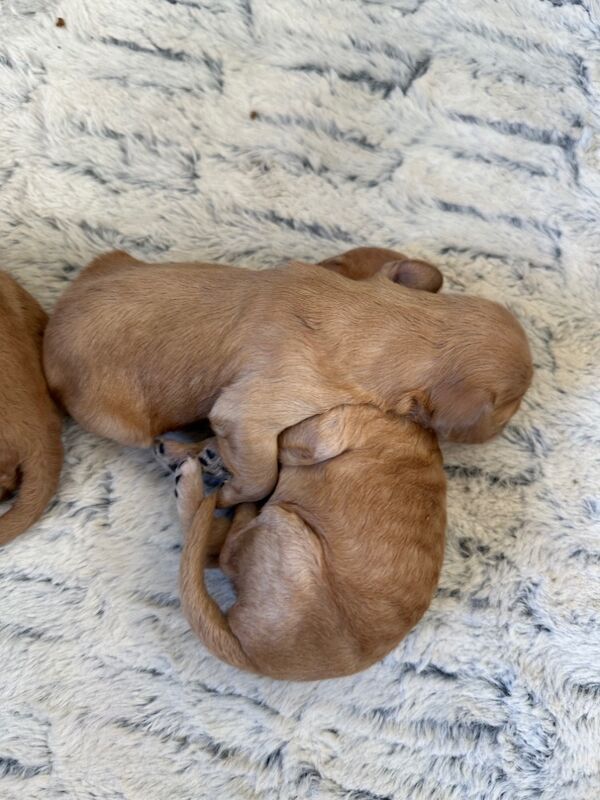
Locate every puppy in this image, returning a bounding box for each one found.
[44,249,532,506]
[163,405,446,681]
[0,272,63,546]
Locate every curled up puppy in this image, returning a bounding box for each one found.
[157,406,446,681]
[0,271,63,546]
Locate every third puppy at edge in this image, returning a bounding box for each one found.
[0,271,63,545]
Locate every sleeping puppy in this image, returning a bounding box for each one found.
[159,405,446,681]
[0,271,63,546]
[44,249,532,507]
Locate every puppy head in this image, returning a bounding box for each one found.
[414,300,533,443]
[319,247,443,292]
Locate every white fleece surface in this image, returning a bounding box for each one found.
[1,1,600,798]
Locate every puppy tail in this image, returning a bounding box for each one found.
[0,423,63,547]
[180,493,256,674]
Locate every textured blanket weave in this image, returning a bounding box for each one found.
[1,1,599,798]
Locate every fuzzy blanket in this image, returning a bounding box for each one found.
[1,1,600,798]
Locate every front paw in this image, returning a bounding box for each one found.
[153,436,200,473]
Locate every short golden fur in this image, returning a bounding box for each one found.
[44,248,532,507]
[169,404,446,680]
[0,271,63,546]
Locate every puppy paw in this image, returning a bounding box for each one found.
[155,435,231,505]
[198,439,231,493]
[153,436,203,473]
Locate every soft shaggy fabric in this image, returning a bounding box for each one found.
[1,1,600,798]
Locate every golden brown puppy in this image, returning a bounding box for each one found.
[44,251,532,506]
[169,405,446,680]
[0,272,63,546]
[319,246,443,292]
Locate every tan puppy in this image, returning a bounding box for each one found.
[0,272,63,546]
[167,405,446,680]
[44,250,532,506]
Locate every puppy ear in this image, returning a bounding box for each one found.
[379,259,443,293]
[426,381,494,442]
[279,407,352,466]
[318,255,342,267]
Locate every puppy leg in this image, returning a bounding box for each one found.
[210,379,346,506]
[196,439,232,492]
[214,428,278,507]
[210,388,280,507]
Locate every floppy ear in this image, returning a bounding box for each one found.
[378,260,443,293]
[427,381,494,442]
[279,407,354,466]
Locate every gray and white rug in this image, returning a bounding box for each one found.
[1,1,600,797]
